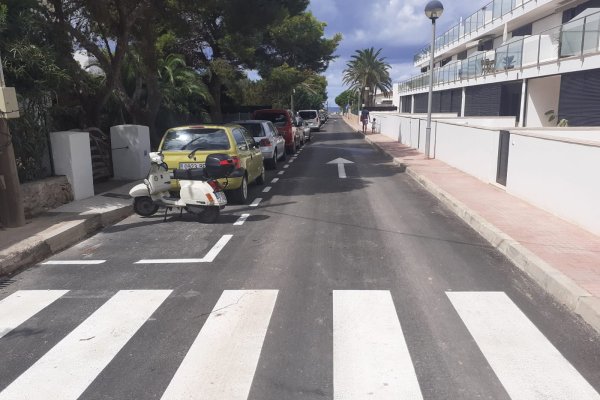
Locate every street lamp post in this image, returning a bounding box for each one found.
[425,0,444,159]
[291,88,295,114]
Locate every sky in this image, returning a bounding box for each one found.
[306,0,478,105]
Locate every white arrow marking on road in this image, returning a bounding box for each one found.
[327,158,354,179]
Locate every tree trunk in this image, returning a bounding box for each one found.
[0,119,25,227]
[209,73,223,123]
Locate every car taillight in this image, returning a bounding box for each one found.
[219,156,241,169]
[208,180,221,191]
[259,138,271,146]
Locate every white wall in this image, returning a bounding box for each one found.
[507,134,600,235]
[525,75,561,127]
[50,131,94,200]
[511,129,600,141]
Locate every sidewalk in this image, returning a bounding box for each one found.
[0,181,134,276]
[343,115,600,334]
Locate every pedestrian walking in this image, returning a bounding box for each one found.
[360,108,370,134]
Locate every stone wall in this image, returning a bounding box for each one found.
[21,176,73,218]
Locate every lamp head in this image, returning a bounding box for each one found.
[425,0,444,20]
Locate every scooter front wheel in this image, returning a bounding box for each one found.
[133,196,159,217]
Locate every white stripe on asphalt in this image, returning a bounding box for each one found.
[249,198,262,207]
[233,214,250,226]
[337,163,347,179]
[161,290,278,400]
[42,260,106,265]
[135,235,233,264]
[283,164,290,169]
[278,171,285,175]
[288,159,294,163]
[0,290,69,340]
[271,178,279,184]
[447,292,600,400]
[262,186,272,193]
[333,290,423,400]
[0,290,171,400]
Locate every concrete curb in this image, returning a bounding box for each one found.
[0,204,132,277]
[353,120,600,334]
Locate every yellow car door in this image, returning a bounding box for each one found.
[241,128,263,180]
[232,128,254,180]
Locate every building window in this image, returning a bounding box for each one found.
[478,39,494,51]
[512,23,532,37]
[457,50,468,60]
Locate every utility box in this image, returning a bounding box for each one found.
[110,125,151,180]
[0,87,19,119]
[50,131,94,200]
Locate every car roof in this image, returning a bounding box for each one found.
[232,120,269,124]
[167,124,231,131]
[253,109,290,113]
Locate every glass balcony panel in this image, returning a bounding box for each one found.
[493,0,502,20]
[522,36,540,66]
[583,15,600,54]
[560,18,584,57]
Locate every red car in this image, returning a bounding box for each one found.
[252,109,303,154]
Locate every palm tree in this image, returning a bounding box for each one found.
[343,48,392,107]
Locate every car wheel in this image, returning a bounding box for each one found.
[280,149,287,161]
[268,151,277,169]
[133,196,159,217]
[228,175,248,204]
[255,167,265,185]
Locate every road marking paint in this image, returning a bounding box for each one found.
[283,164,290,169]
[161,290,278,400]
[233,214,250,226]
[327,158,353,179]
[288,159,294,163]
[42,260,106,265]
[333,290,423,400]
[271,178,279,183]
[278,171,285,175]
[136,235,233,264]
[447,292,600,400]
[262,186,272,193]
[0,290,171,400]
[249,198,262,207]
[337,163,347,178]
[0,290,69,340]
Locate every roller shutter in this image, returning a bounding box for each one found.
[558,69,600,126]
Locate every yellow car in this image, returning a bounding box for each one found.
[159,124,265,203]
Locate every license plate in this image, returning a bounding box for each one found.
[215,191,227,203]
[179,162,204,169]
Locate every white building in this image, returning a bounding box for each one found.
[395,0,600,127]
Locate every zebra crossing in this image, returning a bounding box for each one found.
[0,289,598,399]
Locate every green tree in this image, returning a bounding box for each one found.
[343,47,392,107]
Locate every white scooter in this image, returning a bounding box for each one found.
[129,152,234,223]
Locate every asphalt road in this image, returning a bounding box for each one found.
[1,116,599,399]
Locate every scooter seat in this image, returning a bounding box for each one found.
[173,168,208,181]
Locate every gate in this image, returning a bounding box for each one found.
[87,128,112,182]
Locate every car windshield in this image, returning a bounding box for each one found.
[254,112,287,127]
[237,123,265,137]
[299,111,317,120]
[161,128,231,151]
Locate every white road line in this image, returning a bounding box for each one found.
[288,159,294,163]
[0,290,171,400]
[233,214,250,226]
[283,164,290,169]
[333,290,423,400]
[42,260,106,265]
[271,178,279,183]
[337,163,347,179]
[278,171,285,175]
[161,290,278,400]
[447,292,600,400]
[249,198,262,207]
[262,186,272,193]
[136,235,233,264]
[0,290,69,340]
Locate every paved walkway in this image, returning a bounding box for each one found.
[343,114,600,333]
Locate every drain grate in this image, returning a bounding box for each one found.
[101,192,131,199]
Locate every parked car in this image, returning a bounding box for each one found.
[233,120,286,169]
[319,109,328,125]
[252,109,302,154]
[295,117,311,142]
[298,110,321,132]
[158,124,265,204]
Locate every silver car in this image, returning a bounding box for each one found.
[295,117,311,142]
[233,120,286,169]
[298,110,321,132]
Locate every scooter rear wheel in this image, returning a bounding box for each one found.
[197,206,220,223]
[133,196,159,216]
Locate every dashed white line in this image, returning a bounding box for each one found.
[278,171,285,175]
[135,235,233,264]
[249,198,262,207]
[233,214,250,226]
[271,178,279,183]
[283,164,290,169]
[42,260,106,265]
[262,186,272,193]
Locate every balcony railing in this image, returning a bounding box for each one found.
[401,10,600,93]
[413,0,535,65]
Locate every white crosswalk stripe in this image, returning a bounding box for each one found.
[0,290,171,400]
[448,291,600,400]
[333,290,423,400]
[0,290,68,339]
[161,290,278,400]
